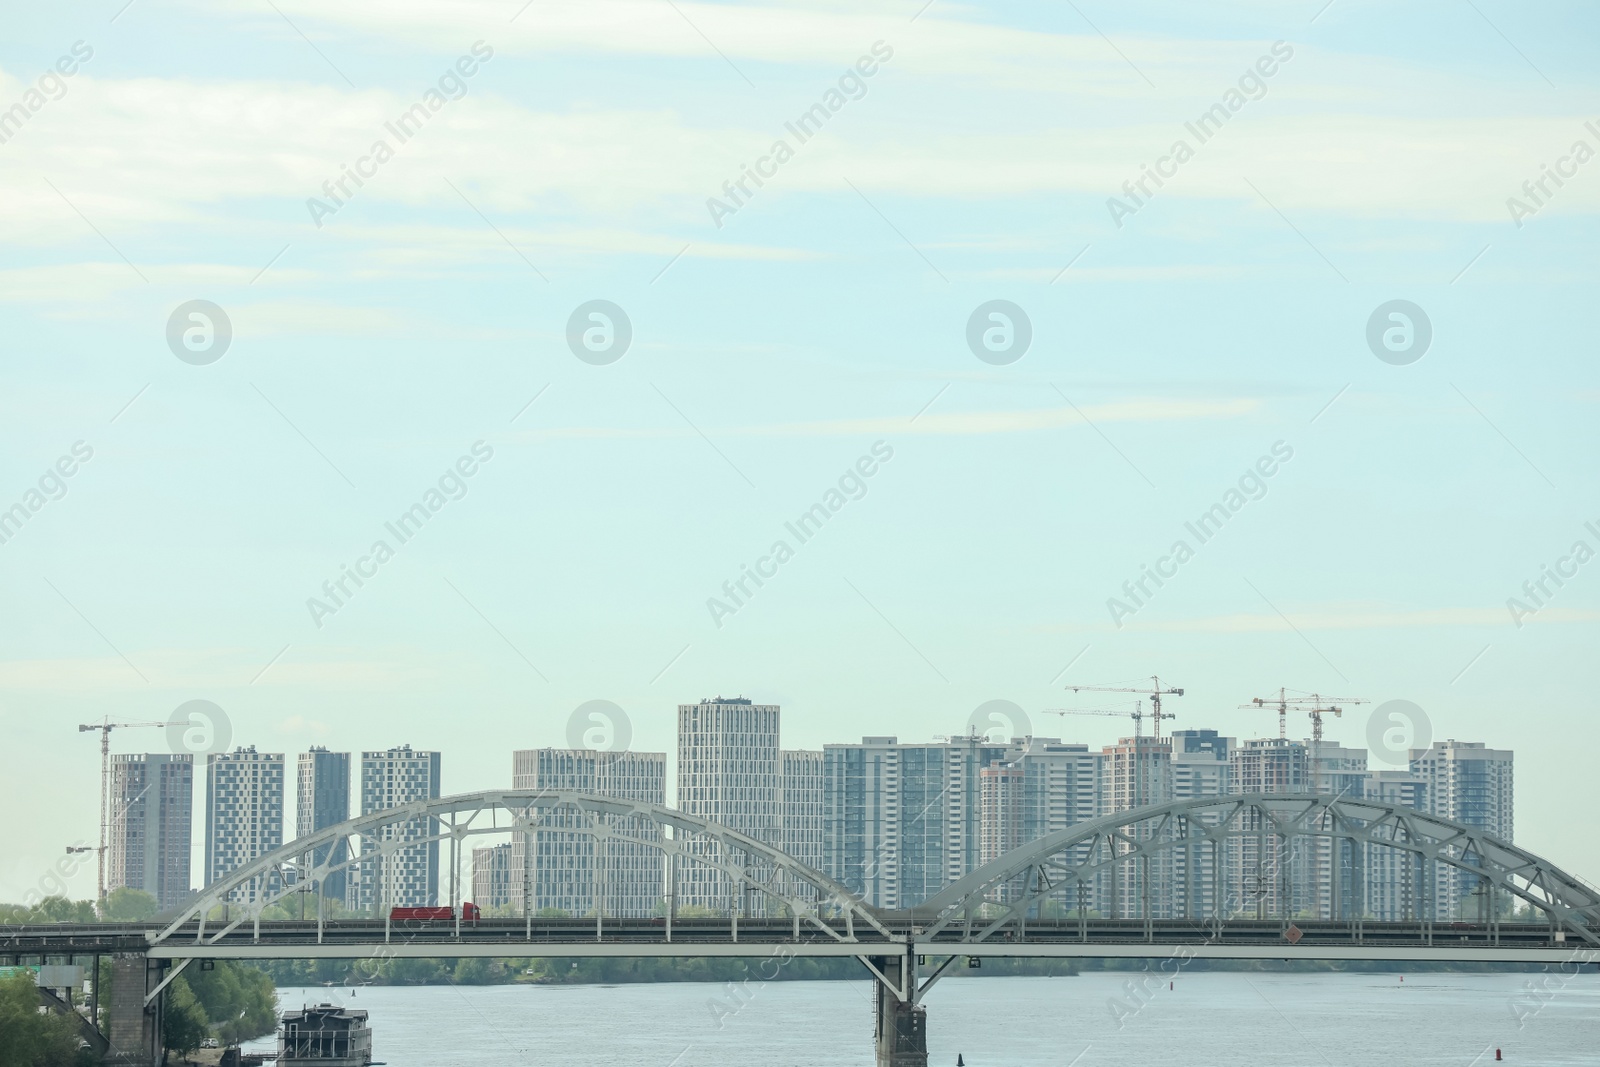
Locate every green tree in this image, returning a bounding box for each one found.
[162,976,210,1058]
[186,962,278,1044]
[0,974,90,1067]
[102,887,159,922]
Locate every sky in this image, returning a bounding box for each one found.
[1,0,1597,902]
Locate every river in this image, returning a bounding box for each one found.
[246,970,1595,1065]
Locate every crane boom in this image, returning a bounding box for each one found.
[1238,690,1368,791]
[1043,702,1151,736]
[1066,675,1183,738]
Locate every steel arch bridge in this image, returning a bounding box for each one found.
[152,788,890,951]
[899,792,1600,948]
[14,791,1600,1067]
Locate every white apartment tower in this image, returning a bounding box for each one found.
[510,747,666,916]
[1364,769,1429,921]
[676,697,781,913]
[351,745,440,912]
[204,747,284,904]
[1169,730,1231,921]
[1101,735,1174,919]
[1410,740,1514,920]
[779,749,825,903]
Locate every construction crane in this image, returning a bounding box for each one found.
[78,717,165,909]
[1239,690,1367,790]
[1042,702,1151,737]
[1064,676,1184,738]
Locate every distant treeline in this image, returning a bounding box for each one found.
[255,953,1579,989]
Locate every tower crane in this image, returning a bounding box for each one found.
[1042,702,1150,737]
[78,717,166,909]
[1064,676,1184,738]
[1239,690,1368,790]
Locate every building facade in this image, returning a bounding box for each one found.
[107,753,193,909]
[1100,735,1174,918]
[779,749,825,904]
[471,843,515,909]
[205,747,284,903]
[1169,730,1231,921]
[510,747,666,916]
[1364,769,1429,921]
[676,698,782,913]
[350,746,440,912]
[296,748,351,904]
[822,734,1013,910]
[1410,740,1514,920]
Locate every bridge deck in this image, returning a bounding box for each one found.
[5,919,1593,964]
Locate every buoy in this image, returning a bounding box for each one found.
[957,1056,965,1066]
[1399,975,1403,982]
[1169,981,1173,990]
[1495,1051,1502,1061]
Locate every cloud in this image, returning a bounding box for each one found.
[1071,605,1600,634]
[504,396,1258,442]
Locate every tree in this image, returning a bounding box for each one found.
[185,962,278,1044]
[163,977,210,1058]
[0,974,91,1067]
[102,888,159,922]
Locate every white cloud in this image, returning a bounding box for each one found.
[504,396,1258,442]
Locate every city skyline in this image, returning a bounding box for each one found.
[88,693,1513,915]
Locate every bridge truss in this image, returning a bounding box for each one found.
[151,789,888,958]
[904,793,1600,955]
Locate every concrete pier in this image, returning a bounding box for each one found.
[104,953,164,1067]
[869,953,928,1067]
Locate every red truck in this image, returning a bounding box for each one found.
[388,902,481,924]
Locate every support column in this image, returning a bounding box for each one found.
[104,953,162,1067]
[870,951,927,1067]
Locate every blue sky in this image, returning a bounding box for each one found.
[2,0,1597,900]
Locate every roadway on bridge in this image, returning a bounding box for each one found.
[5,918,1591,964]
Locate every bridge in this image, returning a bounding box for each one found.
[8,790,1597,1067]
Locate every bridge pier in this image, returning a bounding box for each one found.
[867,952,927,1067]
[104,952,164,1067]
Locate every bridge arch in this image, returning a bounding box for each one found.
[154,789,888,948]
[902,793,1600,946]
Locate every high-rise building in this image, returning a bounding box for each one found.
[822,734,1011,910]
[1363,769,1429,921]
[1101,735,1173,918]
[978,763,1025,866]
[677,697,782,913]
[351,746,440,912]
[1306,740,1368,920]
[973,738,1101,912]
[107,754,193,910]
[510,747,666,916]
[1410,740,1513,920]
[205,746,285,903]
[779,749,825,903]
[296,748,351,904]
[471,843,514,909]
[1169,730,1231,921]
[1226,737,1310,917]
